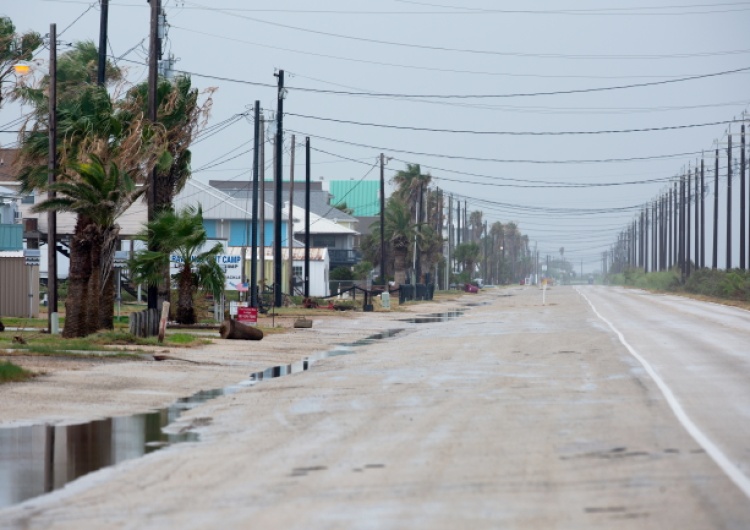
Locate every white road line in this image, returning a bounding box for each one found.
[577,287,750,500]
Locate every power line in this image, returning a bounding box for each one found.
[186,2,750,60]
[287,112,743,136]
[171,25,748,82]
[290,129,705,165]
[393,0,750,16]
[171,64,750,100]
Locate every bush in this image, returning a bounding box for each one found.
[0,361,32,383]
[610,268,680,291]
[685,268,750,300]
[330,266,354,281]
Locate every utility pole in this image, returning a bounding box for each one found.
[47,23,58,334]
[456,201,461,248]
[700,157,705,269]
[686,169,691,278]
[97,0,109,85]
[448,194,453,284]
[273,69,284,307]
[415,181,423,283]
[672,182,678,268]
[694,165,699,269]
[713,148,719,269]
[259,115,266,294]
[147,0,161,310]
[667,188,672,269]
[484,221,488,280]
[741,124,746,270]
[304,137,310,298]
[727,133,733,269]
[288,135,295,295]
[680,173,685,280]
[250,101,260,308]
[463,200,467,244]
[379,153,385,286]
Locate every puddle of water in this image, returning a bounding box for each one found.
[250,329,405,382]
[400,310,464,324]
[0,328,404,508]
[0,383,247,509]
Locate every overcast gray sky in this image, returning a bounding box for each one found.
[3,0,750,272]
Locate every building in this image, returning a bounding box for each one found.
[210,179,362,271]
[283,202,359,272]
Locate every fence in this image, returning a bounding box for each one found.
[129,308,159,338]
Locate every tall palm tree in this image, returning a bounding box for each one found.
[469,210,484,243]
[454,242,481,282]
[33,156,144,337]
[418,224,443,283]
[129,206,224,325]
[121,76,213,309]
[383,198,416,286]
[391,163,431,217]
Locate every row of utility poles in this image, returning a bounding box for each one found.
[609,122,748,279]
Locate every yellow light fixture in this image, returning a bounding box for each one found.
[13,62,32,75]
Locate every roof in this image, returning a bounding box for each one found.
[209,179,359,224]
[0,250,24,258]
[174,179,275,220]
[284,203,359,236]
[329,180,381,217]
[0,185,17,198]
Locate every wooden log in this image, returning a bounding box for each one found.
[219,319,264,340]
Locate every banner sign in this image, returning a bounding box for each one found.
[170,252,242,291]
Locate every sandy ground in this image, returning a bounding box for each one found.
[1,286,749,529]
[0,296,449,427]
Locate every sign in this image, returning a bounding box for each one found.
[229,300,239,316]
[170,251,242,291]
[237,306,258,325]
[113,250,129,268]
[23,249,40,266]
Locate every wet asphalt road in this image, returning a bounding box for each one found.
[2,286,750,529]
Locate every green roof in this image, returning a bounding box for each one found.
[329,180,380,217]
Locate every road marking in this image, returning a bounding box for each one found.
[577,287,750,500]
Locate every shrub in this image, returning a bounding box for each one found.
[0,361,32,383]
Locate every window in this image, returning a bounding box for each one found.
[312,235,336,248]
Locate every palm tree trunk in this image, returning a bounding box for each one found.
[176,267,196,324]
[393,249,407,285]
[63,219,93,338]
[98,272,115,330]
[85,228,103,335]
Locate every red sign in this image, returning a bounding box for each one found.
[237,306,258,325]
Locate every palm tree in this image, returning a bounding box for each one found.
[121,76,213,309]
[129,206,224,325]
[454,242,481,282]
[391,163,431,217]
[469,210,483,243]
[418,224,443,283]
[383,198,416,286]
[33,156,144,337]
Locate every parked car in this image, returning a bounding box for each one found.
[464,283,479,293]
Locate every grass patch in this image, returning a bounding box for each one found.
[0,361,33,383]
[0,329,211,356]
